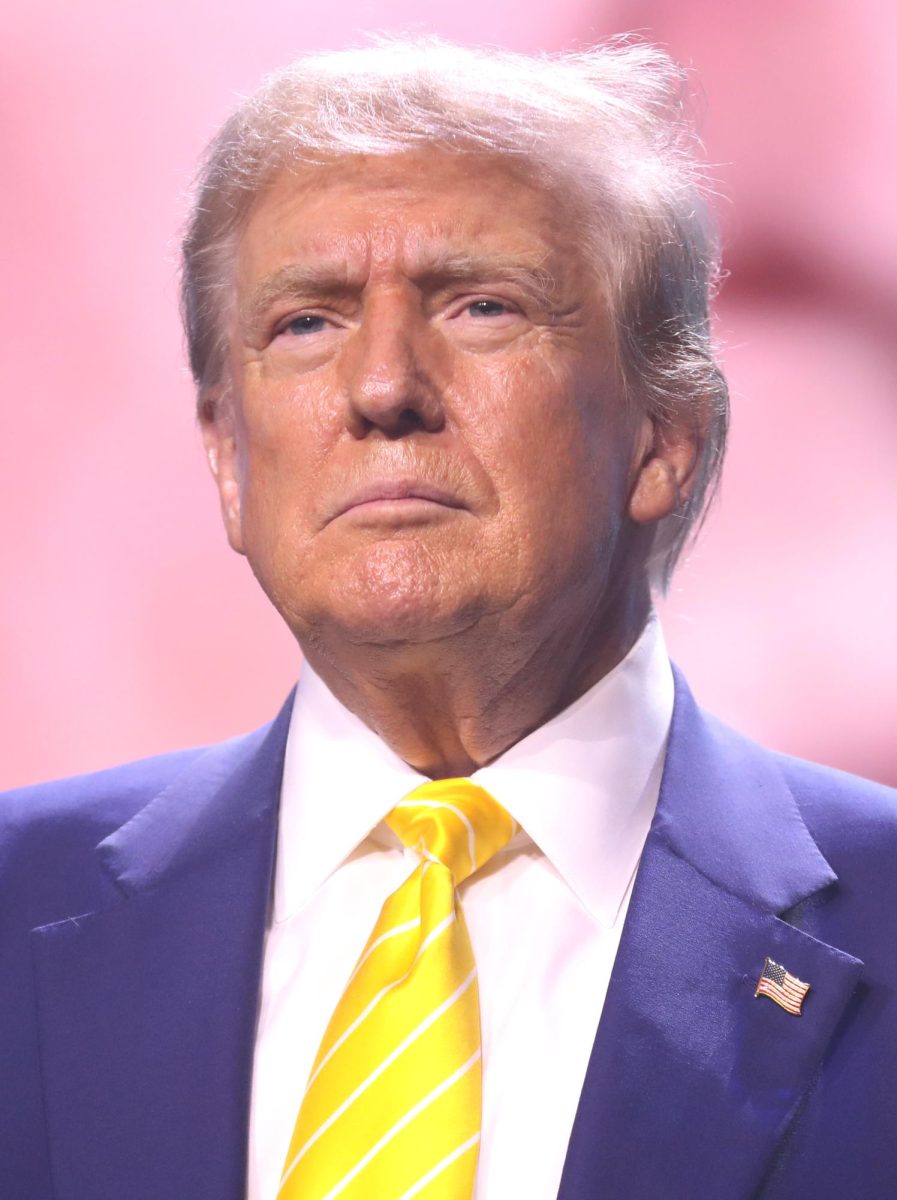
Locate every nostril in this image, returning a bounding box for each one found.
[378,407,431,440]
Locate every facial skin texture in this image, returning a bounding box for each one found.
[203,149,698,776]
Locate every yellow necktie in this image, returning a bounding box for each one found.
[278,778,517,1200]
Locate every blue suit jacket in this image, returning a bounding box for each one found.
[2,670,896,1199]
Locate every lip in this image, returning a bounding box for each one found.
[329,479,467,523]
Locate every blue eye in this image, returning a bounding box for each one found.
[283,314,327,336]
[467,300,507,317]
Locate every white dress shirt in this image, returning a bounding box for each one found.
[247,616,674,1200]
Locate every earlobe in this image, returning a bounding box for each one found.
[629,457,682,524]
[199,401,246,556]
[627,416,699,526]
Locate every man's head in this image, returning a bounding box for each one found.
[183,38,727,668]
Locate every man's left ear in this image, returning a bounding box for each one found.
[627,413,700,526]
[199,390,246,556]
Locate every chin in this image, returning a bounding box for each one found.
[302,540,486,647]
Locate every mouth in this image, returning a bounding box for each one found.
[328,480,468,526]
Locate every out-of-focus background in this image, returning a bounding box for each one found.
[2,0,895,789]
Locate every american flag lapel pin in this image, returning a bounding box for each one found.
[755,957,810,1016]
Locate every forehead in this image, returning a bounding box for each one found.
[235,148,585,286]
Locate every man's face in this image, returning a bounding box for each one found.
[208,149,669,651]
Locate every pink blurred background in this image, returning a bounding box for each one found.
[2,0,895,790]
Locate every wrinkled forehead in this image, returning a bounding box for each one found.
[233,148,598,294]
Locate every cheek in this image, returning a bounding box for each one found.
[236,374,336,525]
[463,353,629,549]
[233,385,327,618]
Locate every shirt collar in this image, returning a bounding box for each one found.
[275,615,673,927]
[274,662,426,922]
[472,615,672,927]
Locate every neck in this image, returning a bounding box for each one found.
[300,583,653,779]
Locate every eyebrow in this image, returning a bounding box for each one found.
[240,264,357,331]
[420,251,561,306]
[240,251,562,331]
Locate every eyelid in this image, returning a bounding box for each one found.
[272,309,336,339]
[446,292,523,318]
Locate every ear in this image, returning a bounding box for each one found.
[627,411,700,526]
[199,392,245,556]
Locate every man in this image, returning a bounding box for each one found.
[1,37,895,1200]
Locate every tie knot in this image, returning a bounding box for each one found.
[386,778,517,884]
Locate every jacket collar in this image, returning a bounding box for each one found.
[557,667,862,1200]
[30,670,862,1200]
[30,693,294,1200]
[96,691,294,895]
[651,665,835,912]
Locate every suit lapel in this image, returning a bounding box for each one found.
[30,697,293,1200]
[557,671,863,1200]
[29,669,866,1199]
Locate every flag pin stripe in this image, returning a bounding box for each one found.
[754,956,810,1016]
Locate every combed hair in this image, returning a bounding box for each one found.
[181,36,728,590]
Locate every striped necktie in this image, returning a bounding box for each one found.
[278,778,517,1200]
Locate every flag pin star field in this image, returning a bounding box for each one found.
[754,957,810,1016]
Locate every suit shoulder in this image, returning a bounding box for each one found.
[1,737,253,873]
[693,696,897,836]
[0,730,273,927]
[1,746,208,839]
[684,686,897,882]
[772,748,897,823]
[770,748,897,877]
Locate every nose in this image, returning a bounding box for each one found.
[340,291,446,438]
